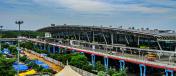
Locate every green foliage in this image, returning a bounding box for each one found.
[1,43,9,49]
[0,34,6,38]
[108,68,117,76]
[48,53,60,60]
[20,41,33,50]
[24,58,31,64]
[27,61,35,68]
[41,69,53,73]
[112,69,127,76]
[1,31,44,38]
[25,59,52,73]
[97,71,106,76]
[20,56,28,62]
[82,63,93,72]
[33,48,48,54]
[0,56,16,76]
[70,54,88,68]
[8,46,18,55]
[60,54,72,64]
[96,61,105,71]
[26,60,44,72]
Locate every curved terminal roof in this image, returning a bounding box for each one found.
[37,25,176,40]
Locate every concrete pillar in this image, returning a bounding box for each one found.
[47,45,50,53]
[72,50,75,53]
[57,47,60,53]
[165,70,174,76]
[111,33,114,45]
[33,44,35,49]
[139,64,146,76]
[44,44,46,50]
[104,57,109,71]
[53,46,55,53]
[64,48,66,54]
[37,44,40,49]
[40,44,43,50]
[138,36,140,46]
[119,60,125,71]
[91,54,96,68]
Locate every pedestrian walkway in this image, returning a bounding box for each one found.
[24,51,63,72]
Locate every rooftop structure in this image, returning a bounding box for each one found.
[37,24,176,51]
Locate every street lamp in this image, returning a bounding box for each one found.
[15,21,23,76]
[0,26,3,51]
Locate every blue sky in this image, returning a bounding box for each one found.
[0,0,176,30]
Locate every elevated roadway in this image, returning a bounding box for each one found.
[27,38,176,71]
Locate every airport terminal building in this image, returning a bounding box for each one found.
[37,24,176,51]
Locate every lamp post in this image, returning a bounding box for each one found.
[15,21,23,76]
[0,26,3,51]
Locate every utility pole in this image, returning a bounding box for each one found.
[0,26,3,51]
[15,21,23,76]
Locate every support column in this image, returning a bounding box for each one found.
[92,31,94,42]
[104,56,109,71]
[119,60,125,71]
[86,32,90,42]
[111,33,114,45]
[64,48,66,54]
[125,35,129,45]
[138,36,140,46]
[157,40,162,50]
[53,46,55,53]
[91,54,96,68]
[71,50,75,53]
[57,47,60,53]
[79,33,81,41]
[40,44,43,50]
[37,43,40,49]
[47,45,50,53]
[102,33,108,53]
[165,70,174,76]
[33,43,36,49]
[139,64,146,76]
[44,44,46,50]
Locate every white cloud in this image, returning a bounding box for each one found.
[116,4,169,13]
[58,0,114,12]
[33,0,169,13]
[33,0,114,13]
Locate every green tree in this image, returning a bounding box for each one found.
[96,61,105,71]
[112,69,127,76]
[0,55,16,76]
[70,54,88,68]
[8,46,18,55]
[20,41,33,50]
[108,67,116,76]
[20,56,28,62]
[1,43,9,49]
[97,71,106,76]
[1,31,44,38]
[41,69,53,73]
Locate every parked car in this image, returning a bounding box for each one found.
[145,52,158,61]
